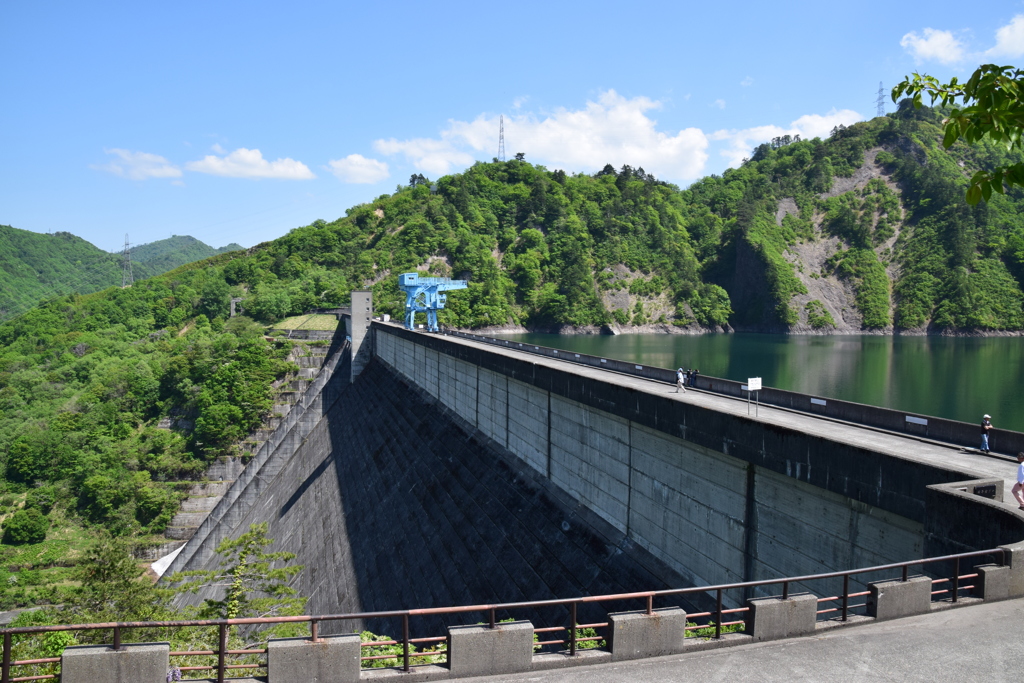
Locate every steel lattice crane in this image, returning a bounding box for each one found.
[399,273,468,331]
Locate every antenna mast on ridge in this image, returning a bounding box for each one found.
[498,115,506,162]
[876,82,886,118]
[121,234,134,288]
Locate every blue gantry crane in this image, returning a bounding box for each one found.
[399,272,468,331]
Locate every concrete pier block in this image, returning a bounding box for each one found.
[608,607,687,662]
[974,563,1010,601]
[746,593,818,642]
[999,541,1024,598]
[447,620,534,679]
[267,634,361,683]
[61,642,169,683]
[867,575,932,620]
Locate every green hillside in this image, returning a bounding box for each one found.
[221,102,1024,334]
[0,227,243,323]
[132,235,243,273]
[0,102,1023,607]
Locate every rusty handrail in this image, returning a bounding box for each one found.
[0,546,1006,682]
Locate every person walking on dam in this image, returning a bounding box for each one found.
[981,414,993,454]
[676,368,687,393]
[1014,452,1024,510]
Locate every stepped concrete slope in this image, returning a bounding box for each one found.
[148,338,333,562]
[169,320,1024,640]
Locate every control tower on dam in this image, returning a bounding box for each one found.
[167,315,1024,634]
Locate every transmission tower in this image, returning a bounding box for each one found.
[498,115,506,162]
[121,234,134,288]
[876,82,886,118]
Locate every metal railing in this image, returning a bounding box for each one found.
[0,547,1005,682]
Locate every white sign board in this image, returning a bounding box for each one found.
[747,377,762,391]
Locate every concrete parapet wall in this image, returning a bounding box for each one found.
[974,564,1010,601]
[448,621,534,678]
[746,593,818,641]
[61,643,168,683]
[443,330,1024,456]
[867,575,933,620]
[607,608,687,661]
[268,634,361,683]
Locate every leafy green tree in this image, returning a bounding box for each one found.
[894,64,1024,203]
[72,536,170,623]
[171,522,305,621]
[2,508,48,545]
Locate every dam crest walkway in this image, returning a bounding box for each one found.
[437,329,1019,500]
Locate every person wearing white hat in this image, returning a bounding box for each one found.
[981,414,993,454]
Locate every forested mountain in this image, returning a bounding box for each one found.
[222,102,1024,334]
[132,235,243,274]
[0,227,242,322]
[1,103,1022,604]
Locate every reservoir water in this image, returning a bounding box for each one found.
[496,333,1024,433]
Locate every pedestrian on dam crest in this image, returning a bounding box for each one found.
[1014,452,1024,510]
[981,414,993,453]
[676,368,686,393]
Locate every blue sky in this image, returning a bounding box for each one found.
[2,1,1023,252]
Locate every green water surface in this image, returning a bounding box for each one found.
[495,333,1024,432]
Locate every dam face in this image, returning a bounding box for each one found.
[170,322,1006,633]
[373,327,931,599]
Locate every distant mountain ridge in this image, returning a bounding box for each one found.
[0,226,242,321]
[132,235,244,273]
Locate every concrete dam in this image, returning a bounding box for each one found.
[165,314,1024,637]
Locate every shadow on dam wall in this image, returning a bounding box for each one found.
[325,360,705,632]
[176,350,699,636]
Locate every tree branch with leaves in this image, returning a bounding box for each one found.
[893,64,1024,203]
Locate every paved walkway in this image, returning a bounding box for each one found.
[462,597,1024,683]
[443,333,1021,503]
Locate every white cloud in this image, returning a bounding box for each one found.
[900,27,965,64]
[740,76,754,87]
[374,90,709,181]
[512,96,529,109]
[327,154,390,184]
[710,108,863,168]
[211,143,226,154]
[185,148,315,179]
[713,99,726,109]
[986,14,1024,58]
[92,148,182,180]
[373,137,475,177]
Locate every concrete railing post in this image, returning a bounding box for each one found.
[867,575,932,620]
[60,642,169,683]
[447,620,534,678]
[973,564,1010,601]
[267,634,361,683]
[607,607,687,662]
[745,593,817,641]
[998,541,1024,598]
